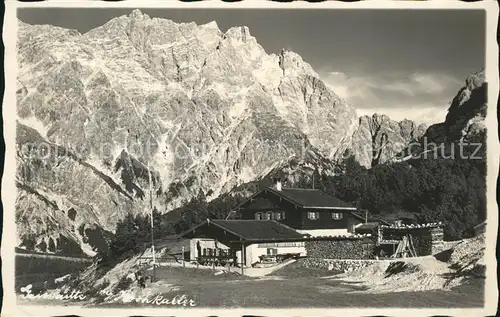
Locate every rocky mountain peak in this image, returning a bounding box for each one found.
[202,21,220,31]
[464,69,485,89]
[224,26,251,43]
[15,12,360,255]
[277,49,318,78]
[424,69,486,144]
[445,69,486,124]
[347,113,427,168]
[129,9,149,20]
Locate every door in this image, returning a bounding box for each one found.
[267,248,278,255]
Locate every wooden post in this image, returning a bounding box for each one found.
[147,164,156,283]
[241,243,244,275]
[365,210,368,223]
[182,246,185,268]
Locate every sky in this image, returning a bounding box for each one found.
[17,8,486,125]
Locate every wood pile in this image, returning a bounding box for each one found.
[410,233,433,256]
[430,227,444,242]
[305,239,375,259]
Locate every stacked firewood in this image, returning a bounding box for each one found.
[305,239,374,259]
[410,234,433,256]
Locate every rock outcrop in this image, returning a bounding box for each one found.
[424,69,486,144]
[401,70,487,161]
[347,114,427,168]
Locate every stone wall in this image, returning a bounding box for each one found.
[305,238,375,259]
[431,227,444,241]
[431,240,461,255]
[296,258,379,273]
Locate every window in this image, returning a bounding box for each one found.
[307,211,319,220]
[257,211,285,220]
[331,212,343,220]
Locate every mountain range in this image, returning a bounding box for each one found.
[15,10,486,256]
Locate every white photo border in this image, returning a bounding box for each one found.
[2,1,499,316]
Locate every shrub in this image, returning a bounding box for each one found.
[114,276,134,293]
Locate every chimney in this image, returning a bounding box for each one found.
[275,178,282,191]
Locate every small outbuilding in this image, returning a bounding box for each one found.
[377,222,444,257]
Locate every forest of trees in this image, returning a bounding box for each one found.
[103,192,246,264]
[105,149,486,263]
[296,155,486,240]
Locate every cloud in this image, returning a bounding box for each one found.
[409,73,462,94]
[320,70,461,125]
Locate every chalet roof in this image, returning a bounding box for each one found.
[351,211,367,223]
[356,222,380,231]
[266,187,355,210]
[376,217,391,226]
[380,222,443,230]
[473,221,486,229]
[179,219,306,242]
[384,211,417,221]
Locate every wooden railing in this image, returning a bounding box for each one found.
[196,255,235,267]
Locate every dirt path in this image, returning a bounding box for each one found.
[242,259,297,277]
